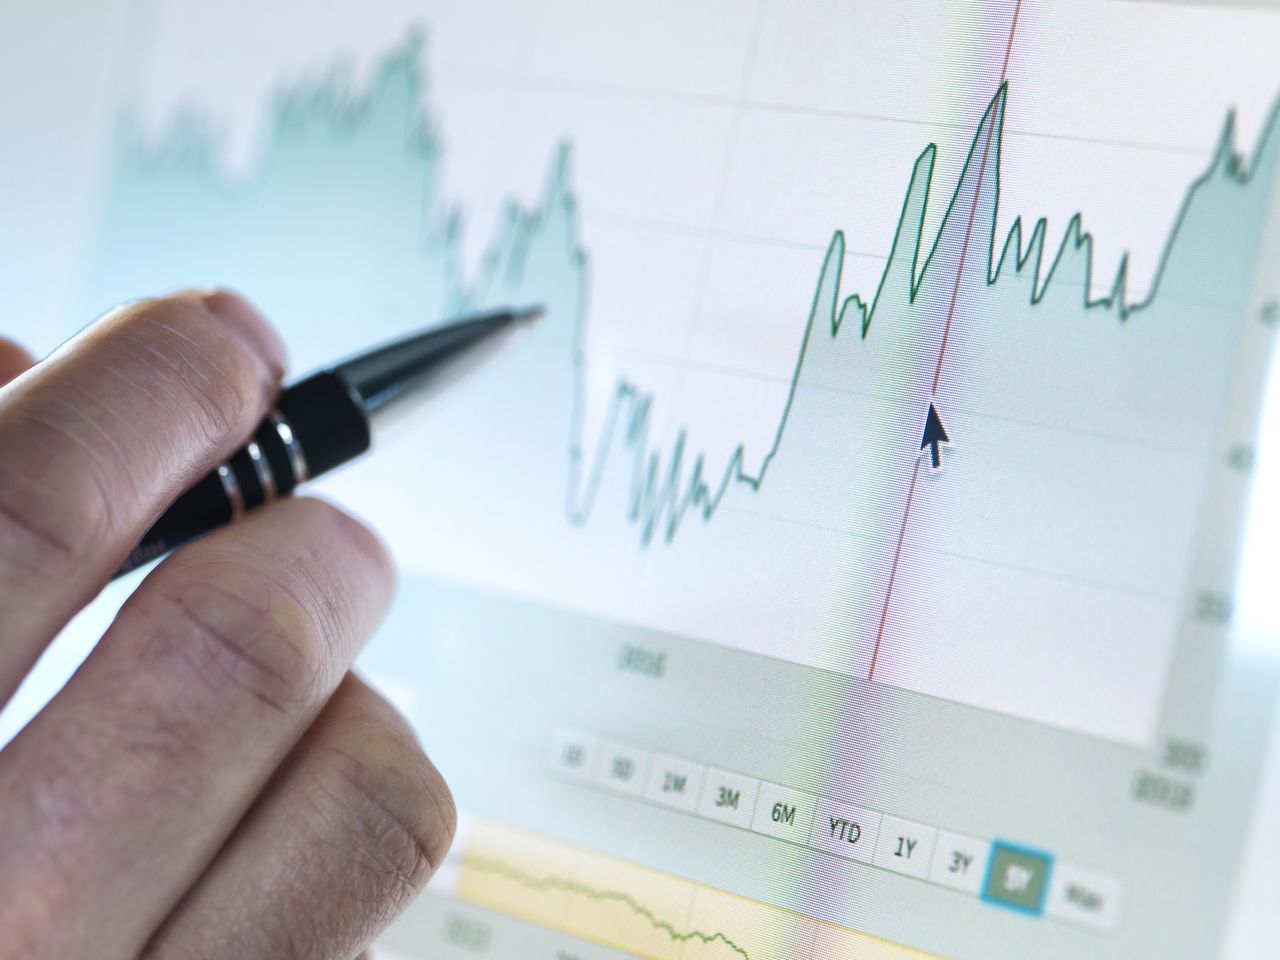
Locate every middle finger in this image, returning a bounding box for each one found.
[0,497,393,957]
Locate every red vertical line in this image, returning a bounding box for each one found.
[867,458,923,680]
[868,0,1024,681]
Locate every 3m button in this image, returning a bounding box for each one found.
[1046,863,1123,930]
[698,768,759,829]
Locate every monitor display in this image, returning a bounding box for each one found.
[2,2,1279,958]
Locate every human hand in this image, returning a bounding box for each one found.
[0,292,456,959]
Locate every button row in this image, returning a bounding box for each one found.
[550,729,1121,931]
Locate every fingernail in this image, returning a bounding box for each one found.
[200,289,288,381]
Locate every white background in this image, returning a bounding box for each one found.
[2,1,1280,955]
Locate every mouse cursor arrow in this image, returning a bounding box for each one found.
[919,402,950,469]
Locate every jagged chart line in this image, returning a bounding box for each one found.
[929,0,1023,397]
[101,37,1280,562]
[465,855,754,960]
[580,84,1280,548]
[89,38,1280,733]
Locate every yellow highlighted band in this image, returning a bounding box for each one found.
[458,820,941,960]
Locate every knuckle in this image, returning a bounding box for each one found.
[313,737,455,915]
[0,464,111,581]
[0,295,277,582]
[137,562,332,718]
[0,406,129,582]
[295,497,395,585]
[0,885,68,960]
[106,296,272,449]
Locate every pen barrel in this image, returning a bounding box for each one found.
[276,371,372,477]
[116,372,372,576]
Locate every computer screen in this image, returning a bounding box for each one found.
[2,1,1279,957]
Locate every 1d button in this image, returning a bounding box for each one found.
[549,729,597,781]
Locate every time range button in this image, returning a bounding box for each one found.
[550,729,598,781]
[929,831,991,895]
[597,742,650,796]
[698,768,760,829]
[751,782,817,844]
[810,799,881,865]
[645,754,704,813]
[1046,863,1122,930]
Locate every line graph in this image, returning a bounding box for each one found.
[465,858,752,960]
[559,83,1277,548]
[93,38,1279,546]
[457,820,936,960]
[84,34,1280,739]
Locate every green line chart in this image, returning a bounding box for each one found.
[453,821,932,958]
[465,856,753,960]
[84,34,1280,730]
[88,36,1280,546]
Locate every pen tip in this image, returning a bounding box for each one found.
[512,305,545,324]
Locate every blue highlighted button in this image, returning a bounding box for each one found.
[982,841,1054,916]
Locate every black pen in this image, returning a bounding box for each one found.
[116,306,541,578]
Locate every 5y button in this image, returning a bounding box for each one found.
[983,841,1053,916]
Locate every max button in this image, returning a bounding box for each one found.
[1046,863,1123,930]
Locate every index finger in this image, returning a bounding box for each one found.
[0,338,35,385]
[0,291,286,704]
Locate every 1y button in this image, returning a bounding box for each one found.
[873,816,937,879]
